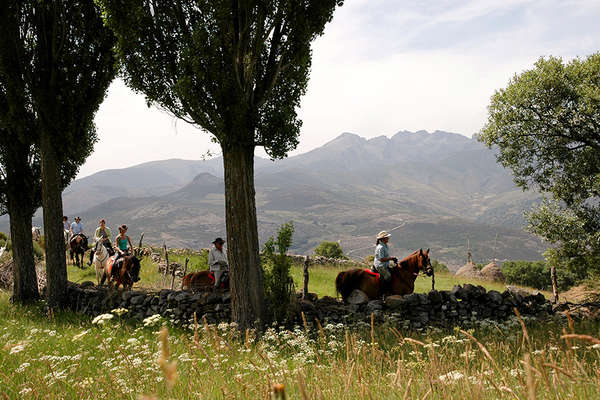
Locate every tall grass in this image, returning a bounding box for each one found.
[0,292,598,399]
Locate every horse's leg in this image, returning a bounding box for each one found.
[100,270,107,285]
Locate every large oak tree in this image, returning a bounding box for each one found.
[479,54,600,276]
[0,0,117,306]
[99,0,343,327]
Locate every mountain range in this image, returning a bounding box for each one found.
[0,130,546,267]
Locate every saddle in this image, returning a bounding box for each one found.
[107,256,123,277]
[364,269,380,284]
[208,271,229,289]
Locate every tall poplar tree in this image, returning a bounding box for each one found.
[0,0,117,306]
[100,0,343,327]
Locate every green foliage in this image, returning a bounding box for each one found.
[0,232,7,243]
[431,260,449,273]
[314,241,346,259]
[502,260,578,291]
[263,222,295,323]
[479,53,600,275]
[99,0,343,158]
[0,0,117,213]
[476,263,485,271]
[32,240,44,261]
[364,255,375,265]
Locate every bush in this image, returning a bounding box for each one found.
[432,259,449,273]
[0,232,7,243]
[263,222,295,323]
[32,240,44,260]
[314,241,346,259]
[364,254,374,265]
[502,260,577,291]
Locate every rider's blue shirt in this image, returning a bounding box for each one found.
[373,243,390,269]
[70,221,84,235]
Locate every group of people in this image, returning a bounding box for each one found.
[60,217,393,291]
[61,216,134,264]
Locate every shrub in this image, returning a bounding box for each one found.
[364,254,374,265]
[314,241,346,259]
[263,222,295,323]
[32,240,44,260]
[0,232,7,242]
[502,260,577,291]
[431,260,449,273]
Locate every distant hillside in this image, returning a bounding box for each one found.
[0,130,545,265]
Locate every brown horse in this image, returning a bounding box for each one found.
[69,234,88,268]
[336,249,434,301]
[100,253,141,290]
[182,270,229,292]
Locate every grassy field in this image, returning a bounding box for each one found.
[1,291,599,399]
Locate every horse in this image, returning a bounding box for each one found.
[100,252,141,290]
[335,248,434,301]
[69,234,88,268]
[31,227,41,242]
[182,270,229,292]
[91,240,115,285]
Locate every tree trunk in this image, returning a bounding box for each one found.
[550,265,559,304]
[223,144,266,329]
[7,200,39,303]
[40,129,67,307]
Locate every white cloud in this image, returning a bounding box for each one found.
[82,0,600,176]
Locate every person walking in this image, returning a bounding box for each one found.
[208,237,228,290]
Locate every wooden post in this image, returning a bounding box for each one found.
[551,265,559,304]
[170,262,178,291]
[431,270,436,292]
[302,256,309,300]
[163,242,169,276]
[181,258,189,290]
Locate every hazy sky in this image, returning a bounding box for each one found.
[79,0,600,178]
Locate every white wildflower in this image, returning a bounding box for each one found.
[19,388,32,395]
[16,362,30,373]
[111,308,129,316]
[92,313,114,325]
[10,344,26,354]
[439,370,464,384]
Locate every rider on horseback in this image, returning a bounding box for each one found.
[372,231,398,294]
[70,216,86,240]
[209,237,228,290]
[89,219,113,265]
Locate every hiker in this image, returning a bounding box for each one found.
[208,237,228,289]
[372,231,397,293]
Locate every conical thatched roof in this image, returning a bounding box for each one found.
[480,261,505,282]
[455,261,483,279]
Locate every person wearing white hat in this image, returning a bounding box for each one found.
[372,231,398,292]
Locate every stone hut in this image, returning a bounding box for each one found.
[455,261,483,279]
[480,261,505,282]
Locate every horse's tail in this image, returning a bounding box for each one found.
[335,269,364,301]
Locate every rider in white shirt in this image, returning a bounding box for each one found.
[70,217,85,238]
[208,237,228,289]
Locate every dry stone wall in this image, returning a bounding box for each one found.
[66,281,557,329]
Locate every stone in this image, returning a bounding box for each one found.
[175,293,189,302]
[79,281,95,288]
[428,290,442,304]
[487,290,503,305]
[385,295,406,310]
[346,289,369,305]
[130,295,145,305]
[403,293,421,306]
[366,300,383,313]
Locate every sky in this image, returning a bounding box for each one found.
[79,0,600,178]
